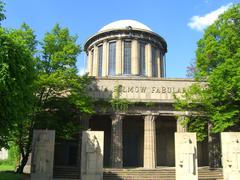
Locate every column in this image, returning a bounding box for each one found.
[87,49,93,76]
[208,123,221,169]
[156,49,161,78]
[102,41,108,77]
[177,116,187,132]
[146,43,152,77]
[131,39,139,75]
[92,45,98,76]
[144,115,157,169]
[111,114,123,168]
[116,39,122,75]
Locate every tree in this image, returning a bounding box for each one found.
[0,0,5,24]
[0,24,36,149]
[14,24,93,173]
[175,3,240,167]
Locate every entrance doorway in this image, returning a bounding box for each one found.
[156,116,176,166]
[123,116,144,167]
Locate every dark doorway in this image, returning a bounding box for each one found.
[123,116,144,167]
[198,137,209,166]
[89,115,111,167]
[156,116,176,166]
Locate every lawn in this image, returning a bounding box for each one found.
[0,172,27,180]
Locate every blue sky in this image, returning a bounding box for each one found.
[2,0,238,78]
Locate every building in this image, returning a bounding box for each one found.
[53,19,214,178]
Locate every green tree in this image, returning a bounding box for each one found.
[175,4,240,168]
[0,0,5,24]
[14,24,93,173]
[0,24,36,149]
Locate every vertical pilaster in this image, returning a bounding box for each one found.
[102,41,108,77]
[116,39,122,75]
[111,114,123,168]
[146,43,152,77]
[177,116,187,132]
[87,50,93,76]
[92,45,99,76]
[156,49,161,78]
[131,39,139,75]
[144,115,157,169]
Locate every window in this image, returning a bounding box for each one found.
[108,42,116,75]
[139,42,145,76]
[124,41,131,74]
[98,45,103,77]
[152,47,158,77]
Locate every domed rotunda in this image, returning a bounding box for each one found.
[84,20,167,77]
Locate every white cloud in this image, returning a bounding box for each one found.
[188,3,233,31]
[78,67,86,76]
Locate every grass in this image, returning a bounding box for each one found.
[0,164,15,171]
[0,172,24,180]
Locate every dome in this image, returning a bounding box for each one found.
[99,19,152,32]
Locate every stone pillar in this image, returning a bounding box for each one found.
[102,41,108,77]
[87,50,93,76]
[144,115,157,169]
[116,39,122,75]
[31,130,55,180]
[131,39,139,75]
[157,49,161,78]
[208,123,221,169]
[111,114,123,168]
[92,45,99,76]
[177,116,187,132]
[146,43,152,77]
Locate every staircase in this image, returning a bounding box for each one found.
[53,166,80,179]
[103,167,223,180]
[53,166,223,180]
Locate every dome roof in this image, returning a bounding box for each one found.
[99,19,152,32]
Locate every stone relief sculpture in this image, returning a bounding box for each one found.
[86,135,101,174]
[179,137,195,176]
[81,131,104,180]
[221,133,240,180]
[175,132,198,180]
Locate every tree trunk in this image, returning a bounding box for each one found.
[16,153,29,173]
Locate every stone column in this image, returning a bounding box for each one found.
[177,116,187,132]
[116,39,122,75]
[144,115,157,169]
[87,50,93,76]
[131,39,139,75]
[146,43,152,77]
[102,41,108,77]
[157,49,161,78]
[92,45,99,76]
[208,123,221,169]
[111,114,123,168]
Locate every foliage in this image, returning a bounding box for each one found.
[0,0,5,25]
[175,4,240,140]
[0,172,26,180]
[0,24,36,148]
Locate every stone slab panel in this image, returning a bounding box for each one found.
[221,132,240,180]
[0,148,8,160]
[31,130,55,180]
[81,131,104,180]
[175,132,198,180]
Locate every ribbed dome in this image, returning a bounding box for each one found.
[99,19,152,32]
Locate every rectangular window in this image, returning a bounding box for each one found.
[108,42,116,76]
[139,42,145,76]
[98,45,103,77]
[152,47,158,77]
[124,41,131,74]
